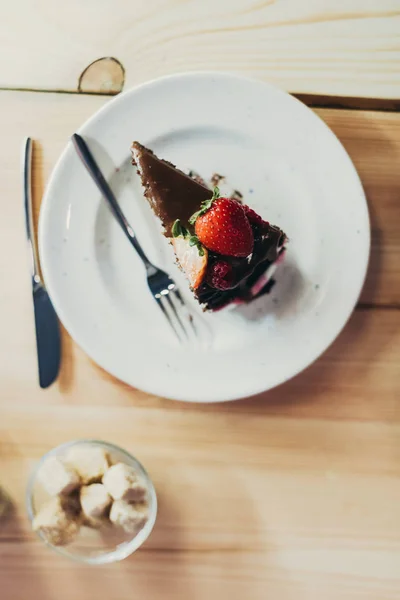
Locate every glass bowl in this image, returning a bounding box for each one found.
[26,439,157,564]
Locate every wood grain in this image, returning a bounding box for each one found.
[320,109,400,307]
[1,307,399,422]
[0,87,399,599]
[0,90,398,309]
[1,399,400,599]
[1,1,400,98]
[1,547,398,600]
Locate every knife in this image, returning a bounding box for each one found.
[23,137,61,388]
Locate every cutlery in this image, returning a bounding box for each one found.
[23,137,61,387]
[71,133,196,342]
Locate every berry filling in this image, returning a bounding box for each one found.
[196,224,285,310]
[170,185,287,310]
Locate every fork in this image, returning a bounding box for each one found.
[71,133,196,342]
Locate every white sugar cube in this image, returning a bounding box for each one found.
[83,515,108,529]
[102,463,147,502]
[64,445,109,484]
[38,456,80,496]
[109,500,148,533]
[33,497,80,546]
[80,484,111,520]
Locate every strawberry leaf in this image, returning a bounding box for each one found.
[171,219,189,238]
[189,186,220,225]
[211,186,220,201]
[172,220,205,256]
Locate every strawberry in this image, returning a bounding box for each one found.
[243,205,270,235]
[190,191,254,258]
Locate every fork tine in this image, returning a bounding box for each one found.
[154,294,184,342]
[165,292,190,340]
[171,288,198,338]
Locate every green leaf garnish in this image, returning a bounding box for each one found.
[188,186,220,225]
[172,220,205,256]
[171,219,189,238]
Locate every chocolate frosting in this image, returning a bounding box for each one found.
[131,142,212,236]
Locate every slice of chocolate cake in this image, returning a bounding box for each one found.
[131,142,287,311]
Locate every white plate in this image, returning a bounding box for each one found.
[39,73,370,402]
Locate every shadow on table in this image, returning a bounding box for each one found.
[0,498,53,600]
[57,324,75,395]
[326,109,397,309]
[88,299,394,422]
[0,436,47,599]
[84,468,267,599]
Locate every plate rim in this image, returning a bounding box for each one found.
[39,71,370,402]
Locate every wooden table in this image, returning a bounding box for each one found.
[1,2,399,599]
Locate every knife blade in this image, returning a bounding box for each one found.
[23,137,61,388]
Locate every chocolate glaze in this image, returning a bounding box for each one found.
[131,142,212,236]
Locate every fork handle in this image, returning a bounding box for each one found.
[71,133,153,270]
[22,137,42,288]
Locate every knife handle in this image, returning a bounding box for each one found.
[22,137,42,288]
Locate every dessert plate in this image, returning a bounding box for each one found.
[39,73,370,402]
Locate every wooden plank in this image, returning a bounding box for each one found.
[1,404,400,599]
[318,108,400,307]
[295,94,400,112]
[0,91,398,311]
[0,91,399,423]
[0,547,398,600]
[1,1,400,98]
[0,87,399,600]
[0,307,399,422]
